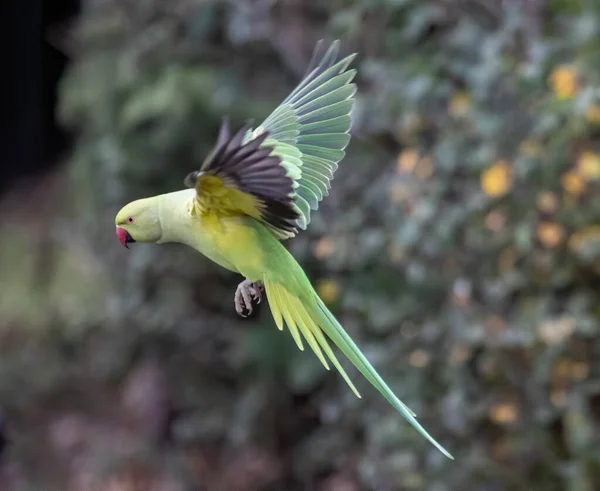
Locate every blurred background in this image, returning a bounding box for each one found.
[1,0,600,489]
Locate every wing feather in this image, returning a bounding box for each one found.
[185,40,356,239]
[254,40,357,235]
[186,121,299,238]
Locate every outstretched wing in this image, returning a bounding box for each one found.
[185,120,300,238]
[253,40,357,232]
[186,40,356,239]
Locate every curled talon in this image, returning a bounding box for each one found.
[234,279,264,317]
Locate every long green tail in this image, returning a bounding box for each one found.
[263,274,454,459]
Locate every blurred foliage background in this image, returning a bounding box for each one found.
[1,0,600,489]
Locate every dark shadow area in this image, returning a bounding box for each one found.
[0,0,79,196]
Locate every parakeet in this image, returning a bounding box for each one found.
[115,40,453,459]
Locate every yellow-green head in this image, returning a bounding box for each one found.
[114,197,162,248]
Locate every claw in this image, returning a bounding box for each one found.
[234,279,264,317]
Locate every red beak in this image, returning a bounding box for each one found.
[116,226,131,248]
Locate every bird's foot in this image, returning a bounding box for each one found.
[234,279,264,318]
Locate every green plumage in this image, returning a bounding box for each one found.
[248,40,357,234]
[115,40,454,460]
[253,221,454,460]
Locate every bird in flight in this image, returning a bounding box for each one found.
[115,40,453,459]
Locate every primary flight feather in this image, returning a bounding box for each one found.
[114,40,453,459]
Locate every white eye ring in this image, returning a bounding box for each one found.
[127,216,135,223]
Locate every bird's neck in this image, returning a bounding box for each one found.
[155,188,197,244]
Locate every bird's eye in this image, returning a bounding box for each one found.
[127,216,135,223]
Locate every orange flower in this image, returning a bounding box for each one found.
[537,222,564,248]
[549,65,578,99]
[396,150,434,179]
[576,151,600,180]
[316,279,340,304]
[489,402,519,424]
[396,149,419,173]
[585,104,600,125]
[561,171,585,195]
[481,160,512,197]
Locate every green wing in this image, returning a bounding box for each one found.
[248,40,357,237]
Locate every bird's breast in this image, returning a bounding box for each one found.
[185,212,249,273]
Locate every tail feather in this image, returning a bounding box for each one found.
[286,294,330,370]
[313,297,454,460]
[273,283,305,351]
[264,277,361,398]
[263,275,454,460]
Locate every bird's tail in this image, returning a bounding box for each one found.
[262,273,454,460]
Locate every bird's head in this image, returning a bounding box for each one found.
[114,197,162,248]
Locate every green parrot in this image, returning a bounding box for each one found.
[115,41,453,459]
